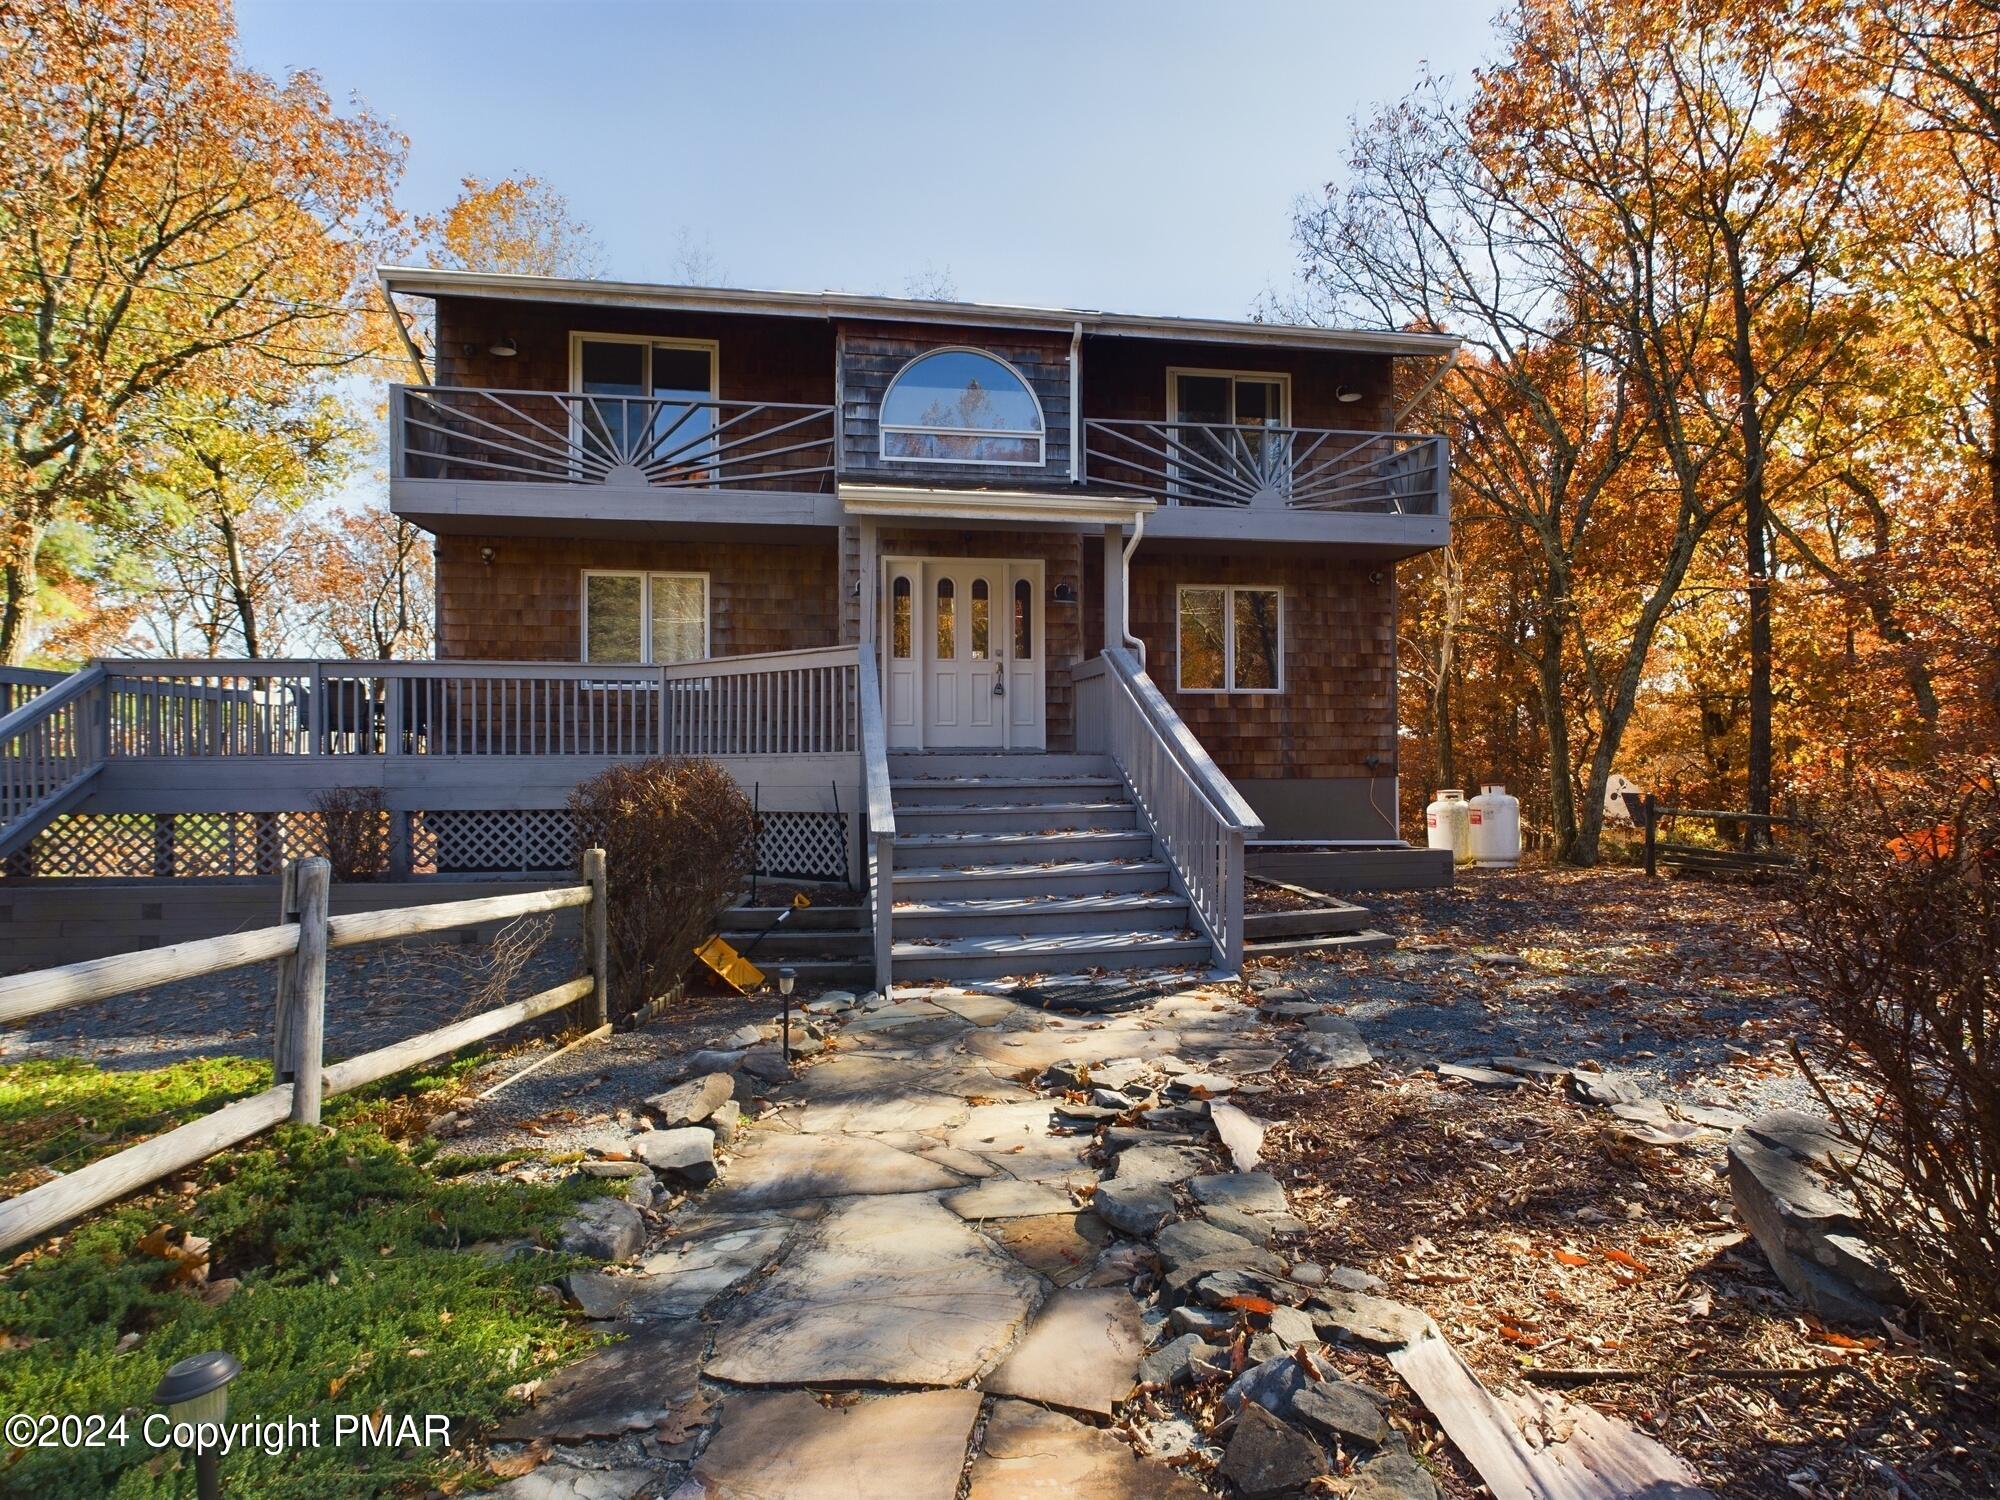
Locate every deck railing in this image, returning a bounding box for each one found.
[98,647,858,761]
[392,385,837,492]
[1084,421,1446,514]
[1,666,108,857]
[0,666,68,717]
[856,648,895,992]
[1073,647,1264,968]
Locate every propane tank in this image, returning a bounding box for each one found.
[1468,783,1522,868]
[1426,789,1472,863]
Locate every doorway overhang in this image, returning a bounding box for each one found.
[839,483,1154,530]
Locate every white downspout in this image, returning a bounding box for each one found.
[1069,321,1083,482]
[1120,510,1146,668]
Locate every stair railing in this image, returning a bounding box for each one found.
[1074,647,1263,969]
[856,647,896,992]
[0,665,109,861]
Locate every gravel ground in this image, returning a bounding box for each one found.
[1,931,580,1070]
[1261,863,1824,1118]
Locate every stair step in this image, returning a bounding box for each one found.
[894,828,1155,867]
[891,928,1213,982]
[891,858,1172,899]
[891,775,1125,808]
[717,929,870,960]
[889,752,1114,778]
[1245,929,1400,957]
[892,890,1188,937]
[893,800,1138,835]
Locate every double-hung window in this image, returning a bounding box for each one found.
[1167,369,1291,501]
[582,571,710,664]
[1177,585,1282,694]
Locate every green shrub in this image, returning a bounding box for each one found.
[568,757,754,1015]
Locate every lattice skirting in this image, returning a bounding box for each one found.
[7,808,851,883]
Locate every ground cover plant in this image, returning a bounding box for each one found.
[0,1056,599,1498]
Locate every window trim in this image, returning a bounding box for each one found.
[1176,583,1284,696]
[1166,367,1293,428]
[569,331,721,400]
[879,345,1047,468]
[580,569,713,665]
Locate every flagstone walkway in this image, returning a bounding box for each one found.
[487,976,1353,1498]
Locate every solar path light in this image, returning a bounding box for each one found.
[153,1350,241,1500]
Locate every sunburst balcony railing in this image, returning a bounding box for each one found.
[392,385,837,492]
[1083,421,1446,513]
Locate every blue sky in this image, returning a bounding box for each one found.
[236,0,1498,321]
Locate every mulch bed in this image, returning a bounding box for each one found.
[1254,864,1997,1499]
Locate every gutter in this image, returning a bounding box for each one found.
[378,270,431,384]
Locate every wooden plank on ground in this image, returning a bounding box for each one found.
[1389,1327,1715,1500]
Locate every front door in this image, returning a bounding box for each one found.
[882,558,1044,751]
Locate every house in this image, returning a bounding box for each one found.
[0,268,1458,986]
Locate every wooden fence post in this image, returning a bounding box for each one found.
[1642,794,1658,878]
[275,858,330,1124]
[581,846,609,1033]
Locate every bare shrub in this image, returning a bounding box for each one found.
[311,786,389,882]
[1786,763,2000,1374]
[569,758,753,1016]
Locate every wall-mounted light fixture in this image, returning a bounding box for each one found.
[480,546,496,567]
[1335,385,1365,403]
[1051,582,1077,604]
[489,336,518,358]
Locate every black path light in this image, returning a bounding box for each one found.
[153,1350,241,1500]
[778,967,796,1063]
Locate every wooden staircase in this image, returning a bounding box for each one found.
[886,752,1216,982]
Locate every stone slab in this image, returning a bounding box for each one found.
[565,1221,794,1321]
[946,1178,1076,1220]
[967,1400,1210,1500]
[983,1286,1144,1417]
[709,1131,959,1209]
[674,1388,981,1500]
[1191,1171,1290,1217]
[492,1321,702,1441]
[988,1211,1109,1285]
[705,1193,1043,1386]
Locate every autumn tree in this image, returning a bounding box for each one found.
[296,508,435,659]
[425,175,605,280]
[0,0,404,662]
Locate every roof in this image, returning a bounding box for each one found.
[376,266,1462,359]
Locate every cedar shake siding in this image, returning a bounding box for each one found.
[434,535,840,662]
[1124,550,1397,782]
[1079,336,1396,435]
[837,322,1074,489]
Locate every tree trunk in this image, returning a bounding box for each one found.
[1538,613,1582,862]
[218,510,261,658]
[1,525,45,665]
[1729,229,1774,834]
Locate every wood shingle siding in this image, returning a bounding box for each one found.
[1122,551,1397,782]
[435,536,840,662]
[836,322,1073,487]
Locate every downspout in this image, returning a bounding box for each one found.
[377,271,432,385]
[1393,346,1459,429]
[1120,510,1146,668]
[1069,321,1083,483]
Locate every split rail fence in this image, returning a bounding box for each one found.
[1639,796,1809,878]
[0,848,610,1256]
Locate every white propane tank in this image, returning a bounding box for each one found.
[1426,789,1472,863]
[1468,783,1522,867]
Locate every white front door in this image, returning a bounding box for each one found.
[926,562,1006,748]
[881,557,1045,751]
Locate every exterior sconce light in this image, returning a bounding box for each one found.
[153,1350,242,1500]
[777,968,796,1062]
[488,336,518,358]
[480,546,496,567]
[1051,583,1077,604]
[1336,385,1364,403]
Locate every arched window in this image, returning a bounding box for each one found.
[935,576,956,658]
[1013,578,1033,660]
[971,577,990,659]
[880,348,1045,466]
[891,575,913,659]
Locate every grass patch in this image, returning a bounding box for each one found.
[0,1055,601,1498]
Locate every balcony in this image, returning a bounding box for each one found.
[1083,421,1446,514]
[388,385,1448,550]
